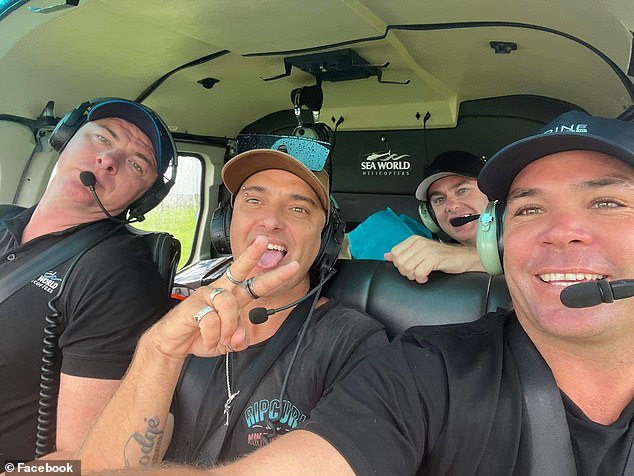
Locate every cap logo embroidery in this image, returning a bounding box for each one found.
[543,124,588,135]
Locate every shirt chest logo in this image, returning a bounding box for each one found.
[31,271,62,294]
[244,398,307,448]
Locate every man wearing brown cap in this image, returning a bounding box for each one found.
[386,150,489,283]
[76,145,387,470]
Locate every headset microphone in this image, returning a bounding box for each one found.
[560,278,634,308]
[248,268,337,324]
[79,171,129,223]
[450,214,480,227]
[79,170,97,188]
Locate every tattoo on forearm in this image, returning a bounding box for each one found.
[123,416,165,467]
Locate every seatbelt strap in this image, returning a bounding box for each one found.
[625,444,634,476]
[0,214,120,305]
[507,318,577,476]
[189,296,314,462]
[0,204,26,229]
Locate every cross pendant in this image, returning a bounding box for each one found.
[224,390,240,426]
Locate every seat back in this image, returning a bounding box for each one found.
[323,259,512,339]
[126,225,181,295]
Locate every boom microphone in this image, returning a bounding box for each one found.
[79,170,97,188]
[248,269,337,324]
[560,278,634,308]
[80,171,128,223]
[450,214,480,227]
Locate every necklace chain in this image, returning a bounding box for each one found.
[223,353,240,426]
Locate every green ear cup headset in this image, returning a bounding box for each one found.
[416,151,487,236]
[418,201,441,234]
[476,200,506,276]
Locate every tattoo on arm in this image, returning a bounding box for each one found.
[123,416,165,467]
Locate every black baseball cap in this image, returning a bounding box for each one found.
[479,110,634,200]
[87,98,174,176]
[415,150,485,200]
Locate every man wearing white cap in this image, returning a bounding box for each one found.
[76,143,387,470]
[386,150,489,283]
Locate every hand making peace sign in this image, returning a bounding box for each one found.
[147,236,300,359]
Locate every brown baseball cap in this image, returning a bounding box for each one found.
[222,148,330,212]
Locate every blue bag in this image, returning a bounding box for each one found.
[348,208,432,260]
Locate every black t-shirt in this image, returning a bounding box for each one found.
[0,207,172,462]
[166,299,388,466]
[301,311,634,476]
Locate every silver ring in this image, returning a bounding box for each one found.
[225,267,244,285]
[194,305,214,323]
[242,277,260,299]
[209,287,225,304]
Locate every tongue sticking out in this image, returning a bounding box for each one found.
[258,249,285,269]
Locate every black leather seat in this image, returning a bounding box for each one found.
[323,260,512,339]
[126,225,181,294]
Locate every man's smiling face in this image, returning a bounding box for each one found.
[428,175,489,245]
[229,169,327,297]
[503,150,634,342]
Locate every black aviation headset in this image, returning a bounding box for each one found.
[34,98,178,456]
[211,126,344,281]
[208,137,345,451]
[49,97,178,221]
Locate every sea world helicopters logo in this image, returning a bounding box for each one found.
[32,271,62,294]
[360,150,412,176]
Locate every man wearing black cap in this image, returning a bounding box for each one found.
[83,111,634,476]
[386,150,489,283]
[0,98,176,462]
[75,146,387,472]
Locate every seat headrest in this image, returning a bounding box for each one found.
[323,260,511,339]
[125,225,181,294]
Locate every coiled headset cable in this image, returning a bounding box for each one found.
[260,287,322,445]
[35,222,124,457]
